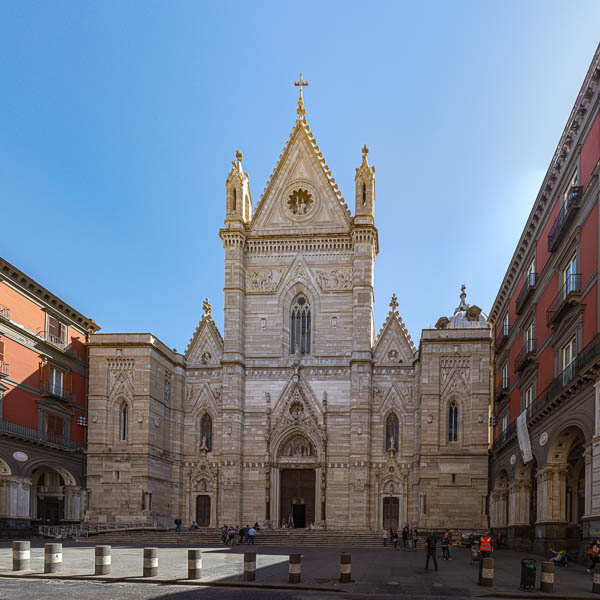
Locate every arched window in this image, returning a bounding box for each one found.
[362,182,367,206]
[119,403,128,442]
[385,413,399,452]
[448,402,458,442]
[290,295,311,355]
[231,187,237,212]
[200,413,212,452]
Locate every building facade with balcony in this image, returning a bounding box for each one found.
[0,257,99,530]
[489,45,600,557]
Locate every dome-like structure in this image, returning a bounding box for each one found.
[435,285,489,329]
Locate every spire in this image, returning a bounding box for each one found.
[454,284,469,314]
[294,72,309,118]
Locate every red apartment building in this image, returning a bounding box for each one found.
[0,257,98,530]
[489,45,600,556]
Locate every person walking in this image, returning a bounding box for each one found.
[425,533,438,571]
[441,530,450,560]
[382,529,388,547]
[402,524,409,548]
[248,525,256,544]
[392,528,398,549]
[412,528,418,550]
[587,539,600,573]
[240,525,247,544]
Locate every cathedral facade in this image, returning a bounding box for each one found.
[86,95,492,532]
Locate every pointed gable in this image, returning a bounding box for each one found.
[185,311,223,367]
[373,297,416,366]
[249,116,352,235]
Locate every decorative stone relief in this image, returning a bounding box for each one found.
[539,432,548,446]
[201,351,212,364]
[287,188,313,215]
[279,434,314,457]
[315,269,352,290]
[247,269,283,293]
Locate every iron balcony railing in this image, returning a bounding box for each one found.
[0,362,8,377]
[546,274,581,326]
[496,323,510,350]
[40,380,74,402]
[0,305,10,319]
[0,419,83,451]
[495,379,509,401]
[493,332,600,451]
[36,330,67,351]
[547,186,583,252]
[514,338,536,373]
[515,273,537,314]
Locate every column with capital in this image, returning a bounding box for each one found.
[581,380,600,538]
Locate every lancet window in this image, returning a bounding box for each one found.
[119,403,128,442]
[200,413,212,452]
[231,187,237,212]
[448,402,458,442]
[290,295,311,355]
[385,413,399,452]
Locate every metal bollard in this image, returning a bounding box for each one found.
[471,544,479,565]
[44,543,62,574]
[340,552,351,583]
[289,553,301,584]
[187,549,202,579]
[12,541,30,571]
[479,557,494,587]
[593,563,600,594]
[95,545,111,575]
[143,547,158,577]
[243,551,256,582]
[540,561,554,593]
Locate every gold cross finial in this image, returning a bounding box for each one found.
[362,144,369,156]
[294,72,309,117]
[235,150,243,163]
[461,284,466,294]
[203,297,212,316]
[389,293,398,311]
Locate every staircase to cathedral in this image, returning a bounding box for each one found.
[87,528,385,548]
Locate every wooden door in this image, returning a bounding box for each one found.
[196,495,211,527]
[382,497,399,530]
[280,469,315,528]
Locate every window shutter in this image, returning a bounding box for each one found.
[64,373,73,393]
[39,363,50,382]
[0,340,4,362]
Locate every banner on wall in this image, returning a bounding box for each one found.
[517,410,533,463]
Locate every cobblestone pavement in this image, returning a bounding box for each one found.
[0,541,598,598]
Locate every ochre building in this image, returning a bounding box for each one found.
[87,92,491,532]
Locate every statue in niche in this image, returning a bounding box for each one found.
[199,436,208,453]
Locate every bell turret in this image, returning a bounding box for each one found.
[355,144,375,223]
[225,150,252,225]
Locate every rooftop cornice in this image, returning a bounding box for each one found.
[489,43,600,323]
[0,256,100,332]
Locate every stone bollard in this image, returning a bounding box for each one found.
[540,561,554,593]
[44,543,62,574]
[187,549,202,579]
[243,551,256,582]
[340,552,351,583]
[593,563,600,594]
[289,553,301,584]
[143,547,158,577]
[95,545,111,575]
[478,557,494,587]
[12,541,30,571]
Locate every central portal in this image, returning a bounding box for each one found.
[280,468,315,528]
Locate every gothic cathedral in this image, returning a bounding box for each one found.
[86,86,491,532]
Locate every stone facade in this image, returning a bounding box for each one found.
[86,98,492,531]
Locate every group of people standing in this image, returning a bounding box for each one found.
[383,524,418,549]
[221,523,259,545]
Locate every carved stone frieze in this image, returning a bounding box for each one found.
[247,269,284,293]
[315,268,352,290]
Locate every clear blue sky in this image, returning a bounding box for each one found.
[1,1,599,350]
